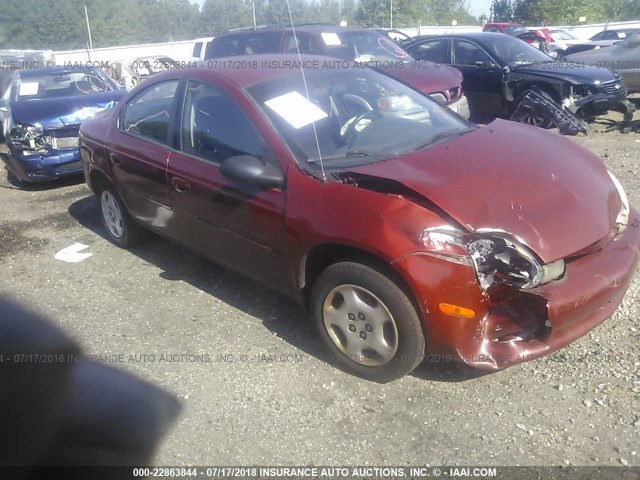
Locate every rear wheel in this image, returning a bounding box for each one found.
[310,261,425,382]
[96,183,146,248]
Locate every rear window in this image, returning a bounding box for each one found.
[205,32,282,58]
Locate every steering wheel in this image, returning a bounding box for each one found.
[75,75,108,94]
[340,110,381,147]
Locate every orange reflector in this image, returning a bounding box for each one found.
[438,302,476,318]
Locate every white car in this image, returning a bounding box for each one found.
[191,37,214,61]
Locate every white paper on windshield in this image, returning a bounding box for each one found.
[321,32,342,46]
[265,91,328,129]
[19,82,39,96]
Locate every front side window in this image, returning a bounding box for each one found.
[180,80,265,164]
[122,80,179,144]
[453,40,492,66]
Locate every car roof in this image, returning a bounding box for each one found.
[161,54,355,89]
[214,25,384,37]
[409,32,509,42]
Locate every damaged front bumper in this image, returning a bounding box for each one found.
[1,147,83,183]
[394,212,640,370]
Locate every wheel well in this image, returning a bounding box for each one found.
[89,169,111,194]
[515,83,561,105]
[302,244,418,313]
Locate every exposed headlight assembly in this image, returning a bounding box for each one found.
[607,171,629,226]
[9,123,48,154]
[422,228,565,291]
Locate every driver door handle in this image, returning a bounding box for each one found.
[171,177,191,193]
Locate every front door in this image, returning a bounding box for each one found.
[167,79,289,291]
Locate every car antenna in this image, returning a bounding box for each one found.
[285,0,327,182]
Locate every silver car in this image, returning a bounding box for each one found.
[564,34,640,93]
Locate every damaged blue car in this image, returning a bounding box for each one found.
[0,66,125,184]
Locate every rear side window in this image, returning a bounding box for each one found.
[122,80,179,145]
[193,42,203,58]
[411,39,450,63]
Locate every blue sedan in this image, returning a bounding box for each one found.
[0,66,125,184]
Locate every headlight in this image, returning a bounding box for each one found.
[421,228,565,291]
[607,171,629,226]
[9,123,48,153]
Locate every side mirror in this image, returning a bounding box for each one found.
[220,155,284,190]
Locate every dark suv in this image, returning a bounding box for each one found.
[204,25,470,119]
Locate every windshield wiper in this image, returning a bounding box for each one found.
[412,130,468,151]
[307,149,398,163]
[345,149,399,158]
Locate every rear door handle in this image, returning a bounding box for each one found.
[171,177,191,193]
[109,153,122,165]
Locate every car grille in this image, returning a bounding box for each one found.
[55,160,82,174]
[601,78,624,95]
[448,87,462,103]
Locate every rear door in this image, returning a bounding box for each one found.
[166,79,289,290]
[108,79,180,234]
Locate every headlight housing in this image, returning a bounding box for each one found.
[422,228,565,291]
[9,123,48,154]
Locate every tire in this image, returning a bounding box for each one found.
[96,182,146,248]
[514,89,556,129]
[310,261,425,383]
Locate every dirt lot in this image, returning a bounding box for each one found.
[0,109,639,468]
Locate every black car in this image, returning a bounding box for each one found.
[403,32,628,127]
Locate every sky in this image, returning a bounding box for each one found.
[191,0,493,20]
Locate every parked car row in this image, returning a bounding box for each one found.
[404,32,631,129]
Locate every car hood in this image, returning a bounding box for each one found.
[376,61,463,94]
[511,62,620,84]
[10,90,125,130]
[348,120,620,263]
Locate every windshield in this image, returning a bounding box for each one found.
[483,34,553,66]
[15,69,114,100]
[322,31,414,63]
[247,67,470,171]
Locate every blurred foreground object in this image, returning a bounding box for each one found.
[0,296,181,478]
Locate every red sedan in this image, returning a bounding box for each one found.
[79,55,640,382]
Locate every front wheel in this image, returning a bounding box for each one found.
[513,89,557,129]
[97,183,146,248]
[310,261,425,382]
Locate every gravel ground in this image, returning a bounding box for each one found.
[0,108,639,468]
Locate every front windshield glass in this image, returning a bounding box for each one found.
[323,31,414,63]
[483,34,552,66]
[15,69,114,100]
[247,67,471,171]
